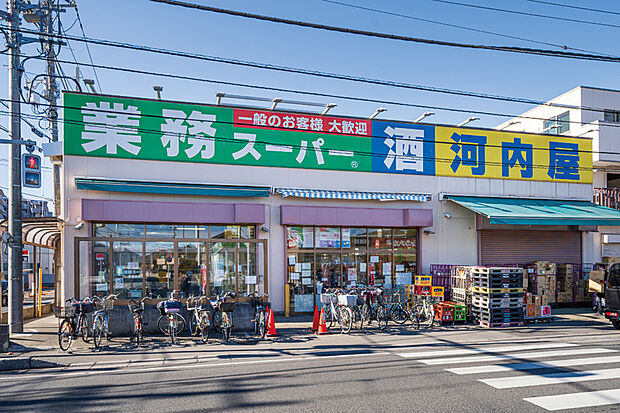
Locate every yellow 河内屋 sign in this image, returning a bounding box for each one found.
[434,127,593,184]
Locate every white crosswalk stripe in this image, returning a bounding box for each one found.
[524,389,620,411]
[396,342,576,359]
[446,353,620,375]
[480,367,620,389]
[395,342,620,411]
[417,347,603,366]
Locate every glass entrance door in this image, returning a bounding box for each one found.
[209,242,236,296]
[178,241,207,298]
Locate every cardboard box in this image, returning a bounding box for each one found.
[526,292,534,304]
[526,304,536,318]
[541,305,552,317]
[541,295,549,306]
[589,279,604,293]
[590,270,605,282]
[534,295,542,306]
[558,264,574,272]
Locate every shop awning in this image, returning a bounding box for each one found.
[0,217,61,249]
[447,195,620,226]
[75,177,271,197]
[276,188,431,202]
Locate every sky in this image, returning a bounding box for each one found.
[1,0,619,210]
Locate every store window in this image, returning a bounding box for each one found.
[369,228,392,249]
[145,242,175,299]
[287,226,314,249]
[76,223,265,301]
[113,242,143,299]
[286,225,419,313]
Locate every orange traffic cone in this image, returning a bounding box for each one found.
[266,308,279,337]
[316,308,329,335]
[310,305,320,332]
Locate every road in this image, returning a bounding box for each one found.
[3,313,620,412]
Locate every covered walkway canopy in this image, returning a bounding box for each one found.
[1,217,62,249]
[447,195,620,226]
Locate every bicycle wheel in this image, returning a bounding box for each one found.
[212,310,223,334]
[324,305,334,329]
[362,303,372,325]
[157,315,168,334]
[200,313,210,343]
[175,313,186,335]
[93,314,105,348]
[391,305,408,325]
[409,309,420,330]
[258,310,266,338]
[79,314,90,343]
[188,311,198,336]
[377,305,388,330]
[222,313,230,342]
[58,319,73,351]
[135,317,143,346]
[340,306,353,334]
[169,316,175,344]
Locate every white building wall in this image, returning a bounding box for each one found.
[59,155,591,310]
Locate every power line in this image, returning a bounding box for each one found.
[149,0,620,62]
[17,52,620,127]
[11,48,620,122]
[73,1,102,93]
[3,24,620,118]
[319,0,615,56]
[431,0,620,30]
[525,0,620,17]
[0,99,607,171]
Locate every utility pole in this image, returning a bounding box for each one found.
[44,0,60,216]
[7,0,24,333]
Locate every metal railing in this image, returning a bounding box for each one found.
[594,187,620,210]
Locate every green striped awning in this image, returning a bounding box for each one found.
[75,177,270,197]
[447,195,620,226]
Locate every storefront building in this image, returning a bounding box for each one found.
[53,92,620,314]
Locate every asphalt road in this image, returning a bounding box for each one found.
[3,314,620,412]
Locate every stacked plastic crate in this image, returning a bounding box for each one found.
[450,266,474,316]
[471,267,525,328]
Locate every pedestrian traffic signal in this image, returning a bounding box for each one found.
[22,153,41,188]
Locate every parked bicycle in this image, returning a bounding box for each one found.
[92,294,119,348]
[210,292,236,342]
[157,291,186,344]
[249,293,270,339]
[321,289,353,334]
[187,295,211,344]
[55,297,94,351]
[128,295,151,346]
[384,289,410,325]
[412,297,436,329]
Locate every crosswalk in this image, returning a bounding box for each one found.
[395,341,620,411]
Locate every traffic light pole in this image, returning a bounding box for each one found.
[7,0,23,333]
[44,1,60,216]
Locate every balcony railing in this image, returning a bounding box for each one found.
[594,187,620,210]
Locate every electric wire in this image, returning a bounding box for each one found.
[2,25,620,118]
[73,2,101,93]
[525,0,620,18]
[0,99,602,174]
[12,51,620,128]
[431,0,620,30]
[148,0,620,62]
[319,0,613,56]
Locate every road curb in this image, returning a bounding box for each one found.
[0,356,66,371]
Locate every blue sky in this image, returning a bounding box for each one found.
[1,0,619,207]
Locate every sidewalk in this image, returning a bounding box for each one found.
[0,307,612,372]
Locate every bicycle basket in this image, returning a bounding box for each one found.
[320,293,332,305]
[338,294,357,307]
[219,300,236,312]
[53,305,75,318]
[157,300,182,315]
[100,299,115,311]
